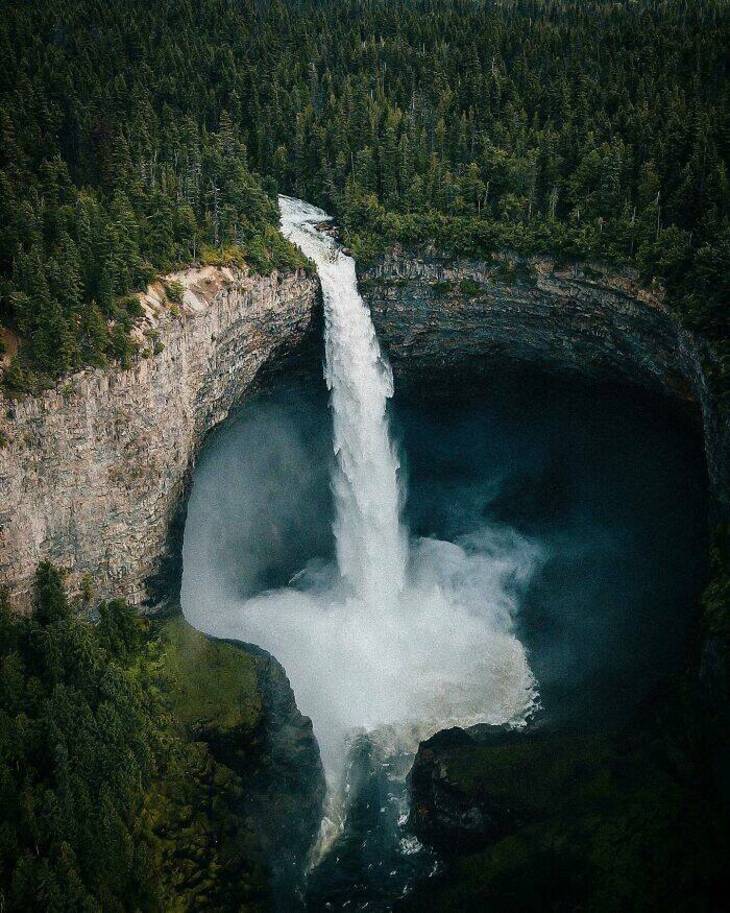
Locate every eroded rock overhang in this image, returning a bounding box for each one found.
[361,249,729,511]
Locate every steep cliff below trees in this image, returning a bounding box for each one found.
[0,266,318,611]
[360,249,729,510]
[1,248,727,618]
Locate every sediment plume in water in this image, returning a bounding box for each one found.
[182,196,539,782]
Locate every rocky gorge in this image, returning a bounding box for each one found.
[2,249,727,616]
[1,247,729,910]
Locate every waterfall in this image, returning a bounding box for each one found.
[275,197,540,866]
[278,196,407,608]
[176,195,701,900]
[182,195,540,779]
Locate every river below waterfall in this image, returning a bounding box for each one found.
[181,199,708,911]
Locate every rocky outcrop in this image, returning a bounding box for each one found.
[401,716,729,913]
[158,617,325,911]
[239,646,327,909]
[407,724,614,853]
[361,249,729,508]
[408,726,524,854]
[0,266,318,611]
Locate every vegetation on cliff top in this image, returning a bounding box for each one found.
[1,0,728,391]
[0,566,277,913]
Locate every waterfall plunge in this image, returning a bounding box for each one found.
[182,197,539,778]
[279,197,407,610]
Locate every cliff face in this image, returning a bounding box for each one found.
[360,250,730,895]
[0,266,318,611]
[2,247,727,615]
[360,249,729,508]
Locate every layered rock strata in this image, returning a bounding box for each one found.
[361,250,728,507]
[0,266,318,610]
[3,247,727,615]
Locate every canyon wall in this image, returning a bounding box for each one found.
[361,249,729,508]
[2,246,727,615]
[0,266,318,611]
[361,250,730,887]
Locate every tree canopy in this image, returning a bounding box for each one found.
[0,0,728,387]
[0,568,275,913]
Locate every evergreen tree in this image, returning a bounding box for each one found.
[0,0,727,388]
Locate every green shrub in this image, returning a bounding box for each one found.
[703,524,730,640]
[432,280,453,296]
[2,357,41,394]
[164,280,185,304]
[459,277,482,296]
[119,294,145,319]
